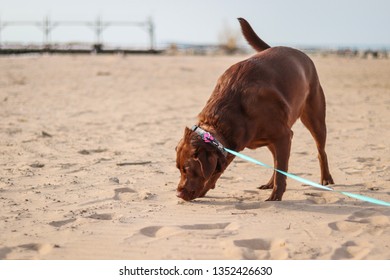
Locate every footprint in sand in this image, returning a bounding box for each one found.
[87,213,114,220]
[328,221,363,235]
[140,226,163,237]
[0,247,13,259]
[48,218,77,227]
[231,238,289,260]
[18,243,54,255]
[218,200,271,214]
[113,187,155,201]
[180,222,230,230]
[139,226,183,238]
[113,187,136,200]
[366,144,386,151]
[354,157,378,164]
[234,202,271,210]
[355,157,380,167]
[329,209,389,237]
[305,192,341,204]
[349,211,389,236]
[139,223,233,239]
[339,165,365,175]
[331,241,372,260]
[350,209,383,219]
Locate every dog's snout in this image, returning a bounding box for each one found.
[176,190,188,200]
[176,189,195,201]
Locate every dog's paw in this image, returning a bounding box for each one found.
[322,176,334,185]
[265,197,282,201]
[265,194,282,201]
[257,183,273,190]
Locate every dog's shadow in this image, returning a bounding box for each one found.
[191,196,274,212]
[189,192,389,215]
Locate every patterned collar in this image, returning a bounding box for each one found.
[192,125,228,157]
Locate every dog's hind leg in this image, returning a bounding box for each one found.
[301,85,334,186]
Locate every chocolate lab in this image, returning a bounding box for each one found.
[176,18,334,201]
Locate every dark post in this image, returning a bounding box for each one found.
[94,15,104,53]
[0,17,2,48]
[43,15,51,47]
[148,17,155,51]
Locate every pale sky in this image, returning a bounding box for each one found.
[0,0,389,49]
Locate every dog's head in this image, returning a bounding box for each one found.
[176,127,226,201]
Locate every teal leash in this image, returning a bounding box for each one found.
[224,148,390,207]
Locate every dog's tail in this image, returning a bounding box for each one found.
[238,18,271,52]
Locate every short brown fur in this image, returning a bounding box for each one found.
[176,18,334,201]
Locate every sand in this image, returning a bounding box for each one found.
[0,52,389,260]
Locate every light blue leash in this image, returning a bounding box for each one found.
[224,148,390,207]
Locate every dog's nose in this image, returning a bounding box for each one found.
[176,190,185,199]
[176,189,194,201]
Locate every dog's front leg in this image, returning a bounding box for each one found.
[258,144,276,189]
[266,132,292,201]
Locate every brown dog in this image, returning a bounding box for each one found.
[176,18,334,201]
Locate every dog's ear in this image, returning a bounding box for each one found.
[215,154,226,174]
[195,150,218,179]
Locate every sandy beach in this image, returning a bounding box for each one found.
[0,52,389,260]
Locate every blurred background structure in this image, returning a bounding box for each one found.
[0,0,389,56]
[0,16,157,54]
